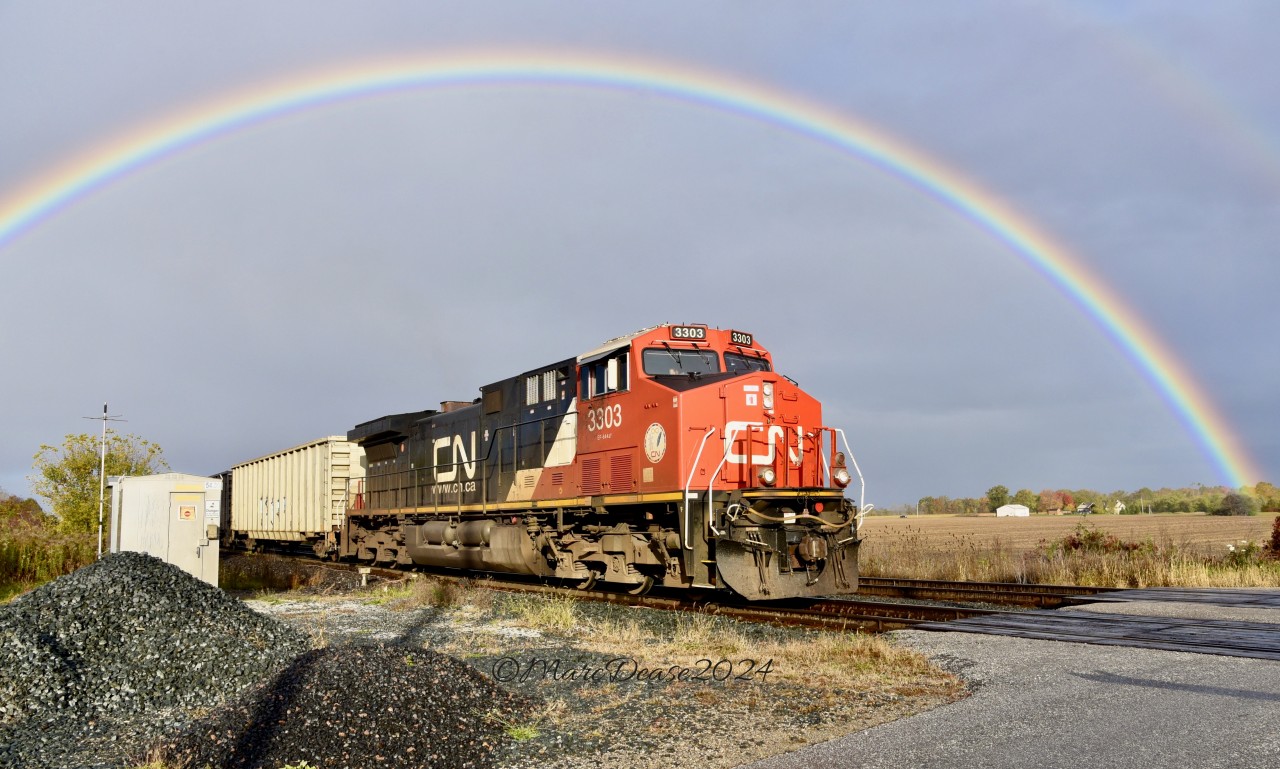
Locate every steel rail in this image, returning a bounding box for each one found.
[243,554,1012,633]
[295,559,1280,660]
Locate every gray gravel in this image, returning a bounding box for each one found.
[0,551,313,769]
[740,611,1280,769]
[156,644,533,769]
[0,555,544,769]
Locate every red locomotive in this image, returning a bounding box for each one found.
[343,323,864,599]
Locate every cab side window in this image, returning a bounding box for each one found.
[579,350,628,399]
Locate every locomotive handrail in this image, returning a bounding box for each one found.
[818,432,831,488]
[834,428,872,525]
[706,425,745,538]
[682,426,717,550]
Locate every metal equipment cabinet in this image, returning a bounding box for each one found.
[108,473,222,585]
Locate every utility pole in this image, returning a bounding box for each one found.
[84,403,125,558]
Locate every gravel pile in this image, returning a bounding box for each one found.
[0,551,312,768]
[158,644,534,769]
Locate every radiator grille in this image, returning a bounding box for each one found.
[582,458,602,495]
[610,454,633,491]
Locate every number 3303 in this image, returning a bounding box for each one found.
[587,405,622,432]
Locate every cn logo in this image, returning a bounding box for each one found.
[433,432,477,481]
[724,422,804,466]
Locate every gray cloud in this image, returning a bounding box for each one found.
[1,1,1275,507]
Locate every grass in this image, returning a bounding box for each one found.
[575,605,951,693]
[485,709,544,741]
[859,514,1280,587]
[369,575,496,612]
[501,592,580,632]
[374,578,957,701]
[0,523,95,602]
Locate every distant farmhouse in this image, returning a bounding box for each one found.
[996,504,1030,517]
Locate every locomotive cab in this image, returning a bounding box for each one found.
[570,324,862,599]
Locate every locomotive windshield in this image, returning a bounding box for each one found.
[642,347,721,376]
[725,352,771,373]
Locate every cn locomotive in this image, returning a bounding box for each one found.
[224,324,866,600]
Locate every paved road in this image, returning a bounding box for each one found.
[741,599,1280,769]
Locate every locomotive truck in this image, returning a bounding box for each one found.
[228,324,867,600]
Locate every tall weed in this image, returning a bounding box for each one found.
[0,523,95,600]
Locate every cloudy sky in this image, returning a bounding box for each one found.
[1,1,1276,509]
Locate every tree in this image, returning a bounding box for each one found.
[1252,482,1279,512]
[1012,488,1038,512]
[1071,489,1101,507]
[986,485,1009,512]
[0,488,50,528]
[1215,492,1259,517]
[30,431,168,533]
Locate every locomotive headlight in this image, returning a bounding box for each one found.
[833,468,852,488]
[762,382,774,410]
[757,467,777,487]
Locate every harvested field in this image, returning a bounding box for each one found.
[861,513,1274,553]
[858,513,1280,587]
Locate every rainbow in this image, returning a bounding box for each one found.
[0,49,1261,487]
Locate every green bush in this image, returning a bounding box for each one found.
[1215,493,1260,517]
[1225,540,1263,568]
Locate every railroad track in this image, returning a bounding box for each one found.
[231,554,1280,660]
[239,554,1012,633]
[856,576,1117,608]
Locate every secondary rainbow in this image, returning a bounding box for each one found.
[0,49,1260,487]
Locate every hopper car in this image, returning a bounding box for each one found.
[223,324,867,600]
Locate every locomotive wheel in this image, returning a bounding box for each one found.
[625,575,655,596]
[575,571,599,591]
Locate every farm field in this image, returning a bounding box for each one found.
[857,513,1280,587]
[860,513,1274,554]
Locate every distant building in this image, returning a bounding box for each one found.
[996,504,1030,517]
